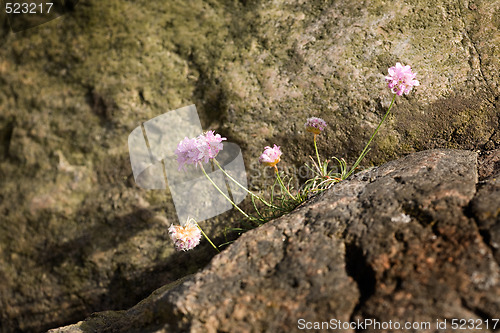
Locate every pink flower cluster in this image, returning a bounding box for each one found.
[259,144,282,167]
[175,131,227,170]
[305,117,327,135]
[385,63,419,96]
[168,219,202,251]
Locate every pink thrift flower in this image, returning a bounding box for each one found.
[197,131,227,163]
[385,63,419,96]
[305,117,327,135]
[175,136,202,170]
[168,219,202,251]
[259,144,282,167]
[175,131,227,170]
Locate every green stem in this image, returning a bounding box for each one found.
[213,159,278,209]
[251,195,266,221]
[196,222,219,253]
[199,163,252,220]
[313,134,322,175]
[345,94,396,179]
[274,166,295,200]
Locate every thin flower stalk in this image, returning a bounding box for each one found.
[313,134,322,173]
[344,63,418,179]
[274,166,296,200]
[213,159,278,209]
[196,222,220,253]
[199,163,259,223]
[305,117,327,176]
[345,94,396,179]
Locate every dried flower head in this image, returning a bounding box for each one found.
[385,63,419,96]
[168,218,202,251]
[305,117,327,135]
[259,144,282,167]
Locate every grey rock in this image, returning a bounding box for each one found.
[48,149,500,332]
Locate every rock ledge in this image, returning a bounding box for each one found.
[49,149,500,333]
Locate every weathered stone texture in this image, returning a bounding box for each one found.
[48,149,500,333]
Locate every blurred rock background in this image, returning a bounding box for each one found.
[0,0,498,331]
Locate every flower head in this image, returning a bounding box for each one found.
[385,62,420,96]
[197,130,227,163]
[168,218,202,251]
[259,144,282,167]
[175,136,202,170]
[175,131,227,170]
[385,63,419,96]
[305,117,327,135]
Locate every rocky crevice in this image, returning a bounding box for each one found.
[467,150,500,269]
[344,241,376,321]
[0,118,14,160]
[458,1,492,96]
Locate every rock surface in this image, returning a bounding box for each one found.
[0,0,499,331]
[47,149,500,333]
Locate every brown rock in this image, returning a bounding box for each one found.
[48,149,500,332]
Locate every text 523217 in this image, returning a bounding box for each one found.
[5,2,53,14]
